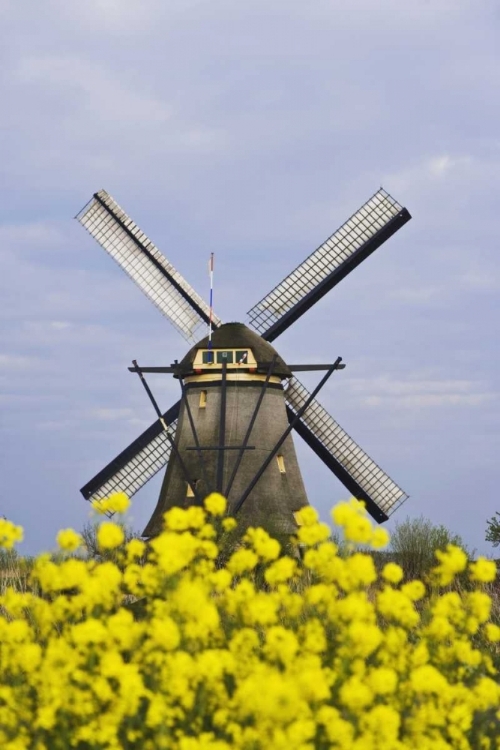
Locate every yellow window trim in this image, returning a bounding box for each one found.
[276,454,286,474]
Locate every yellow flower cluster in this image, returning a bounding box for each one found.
[0,518,23,549]
[93,491,130,516]
[0,495,498,750]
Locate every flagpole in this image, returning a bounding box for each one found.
[208,253,214,363]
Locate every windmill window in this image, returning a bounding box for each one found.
[276,455,286,474]
[235,350,248,364]
[202,351,215,364]
[216,350,234,364]
[199,390,207,408]
[186,481,197,498]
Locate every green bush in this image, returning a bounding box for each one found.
[388,515,470,582]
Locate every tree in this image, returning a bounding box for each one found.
[486,512,500,548]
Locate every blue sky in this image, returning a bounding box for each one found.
[1,0,499,555]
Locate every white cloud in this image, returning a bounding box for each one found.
[385,152,479,196]
[363,393,494,408]
[0,221,66,253]
[347,376,497,410]
[390,286,443,304]
[16,55,171,130]
[91,407,137,421]
[458,272,499,291]
[0,353,39,370]
[428,154,473,178]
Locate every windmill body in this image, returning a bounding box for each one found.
[77,187,412,533]
[144,323,308,537]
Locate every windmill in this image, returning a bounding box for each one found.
[76,188,411,536]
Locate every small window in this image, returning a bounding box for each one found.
[202,351,215,364]
[186,482,195,498]
[235,350,249,364]
[199,390,207,408]
[216,350,234,364]
[276,455,286,474]
[293,511,304,526]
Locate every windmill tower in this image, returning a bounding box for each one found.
[145,323,312,536]
[76,188,412,535]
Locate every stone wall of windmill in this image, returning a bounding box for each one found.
[144,380,308,538]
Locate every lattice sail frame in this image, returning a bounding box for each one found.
[77,191,221,343]
[285,377,408,517]
[82,419,178,507]
[248,188,404,335]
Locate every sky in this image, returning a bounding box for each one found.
[1,0,499,555]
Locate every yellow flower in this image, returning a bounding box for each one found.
[264,557,297,585]
[126,538,145,560]
[297,522,331,546]
[367,667,398,695]
[95,491,130,515]
[164,506,205,531]
[371,527,390,548]
[294,506,319,526]
[345,553,377,588]
[245,527,280,561]
[299,619,327,654]
[243,593,278,626]
[464,591,492,624]
[401,580,426,601]
[382,562,404,584]
[339,676,373,710]
[433,544,468,585]
[377,587,420,628]
[204,493,227,516]
[348,621,383,658]
[331,499,375,544]
[0,518,24,549]
[410,664,448,694]
[222,517,237,532]
[264,626,299,663]
[469,557,497,583]
[227,548,258,576]
[97,522,125,550]
[485,623,500,642]
[56,528,82,552]
[360,704,401,740]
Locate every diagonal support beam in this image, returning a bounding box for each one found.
[176,364,211,494]
[234,357,343,514]
[216,361,227,492]
[132,360,201,504]
[224,355,278,499]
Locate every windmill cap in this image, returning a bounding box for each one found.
[176,322,292,378]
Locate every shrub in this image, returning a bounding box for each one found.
[388,515,470,582]
[0,497,498,750]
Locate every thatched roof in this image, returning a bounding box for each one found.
[176,322,291,378]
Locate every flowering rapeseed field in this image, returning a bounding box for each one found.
[0,496,499,750]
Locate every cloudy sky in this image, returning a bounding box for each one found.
[1,0,498,555]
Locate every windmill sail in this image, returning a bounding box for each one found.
[248,188,411,342]
[285,377,407,522]
[76,190,222,342]
[80,403,180,506]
